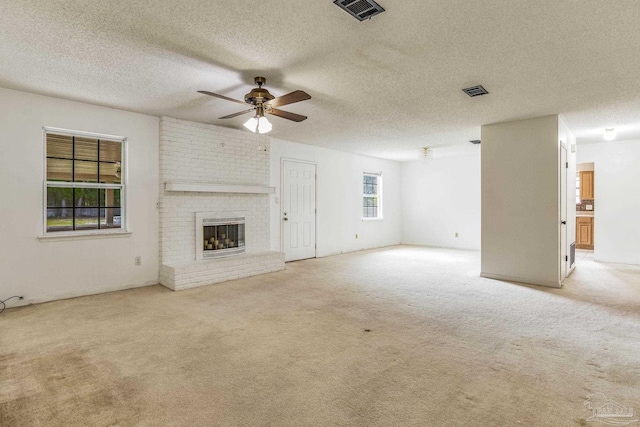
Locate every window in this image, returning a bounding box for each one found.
[363,172,382,219]
[44,129,125,233]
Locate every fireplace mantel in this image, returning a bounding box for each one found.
[164,182,275,194]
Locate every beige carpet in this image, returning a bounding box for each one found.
[1,245,639,426]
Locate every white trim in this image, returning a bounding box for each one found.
[38,230,132,241]
[280,157,317,166]
[42,128,48,235]
[164,182,275,194]
[8,280,156,308]
[46,181,123,189]
[122,137,129,232]
[42,126,126,142]
[480,272,561,289]
[560,144,568,281]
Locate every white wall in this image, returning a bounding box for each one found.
[400,151,481,250]
[0,88,159,305]
[481,115,562,287]
[269,138,401,257]
[577,139,640,265]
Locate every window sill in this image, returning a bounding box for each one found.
[38,230,131,242]
[362,217,384,221]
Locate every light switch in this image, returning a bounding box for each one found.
[586,205,593,210]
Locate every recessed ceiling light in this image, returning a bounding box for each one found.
[603,128,616,141]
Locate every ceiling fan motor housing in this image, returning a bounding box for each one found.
[245,88,275,105]
[244,76,274,105]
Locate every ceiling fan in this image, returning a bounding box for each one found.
[198,77,311,134]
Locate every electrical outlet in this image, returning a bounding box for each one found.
[455,232,459,238]
[135,256,141,266]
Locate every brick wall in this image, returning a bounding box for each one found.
[159,117,272,265]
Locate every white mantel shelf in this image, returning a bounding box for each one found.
[164,182,275,194]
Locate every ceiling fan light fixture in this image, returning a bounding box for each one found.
[603,128,616,141]
[243,116,258,132]
[243,115,272,134]
[257,116,272,134]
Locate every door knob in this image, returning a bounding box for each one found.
[283,218,288,221]
[561,221,566,225]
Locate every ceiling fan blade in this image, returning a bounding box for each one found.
[266,108,307,122]
[219,109,255,119]
[198,90,247,106]
[265,90,311,108]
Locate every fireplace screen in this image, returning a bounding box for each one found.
[202,217,245,258]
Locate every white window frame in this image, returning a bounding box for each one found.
[362,171,383,220]
[42,126,128,237]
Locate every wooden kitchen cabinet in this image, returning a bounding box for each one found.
[580,171,594,199]
[576,216,594,249]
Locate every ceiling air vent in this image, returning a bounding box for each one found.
[334,0,385,21]
[462,85,489,97]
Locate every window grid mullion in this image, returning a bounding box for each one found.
[72,136,76,231]
[46,182,122,189]
[97,139,100,230]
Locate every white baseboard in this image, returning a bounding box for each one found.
[316,242,402,259]
[5,281,158,309]
[480,272,561,289]
[400,242,481,252]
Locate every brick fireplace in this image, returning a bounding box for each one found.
[158,117,284,291]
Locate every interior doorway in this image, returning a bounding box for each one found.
[281,159,317,262]
[576,162,595,260]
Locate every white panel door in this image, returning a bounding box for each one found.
[560,145,567,281]
[282,160,316,262]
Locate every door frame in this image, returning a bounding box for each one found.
[280,157,318,259]
[559,142,568,282]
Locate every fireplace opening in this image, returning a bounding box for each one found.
[201,217,245,259]
[203,223,243,251]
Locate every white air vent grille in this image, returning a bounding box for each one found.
[462,85,489,97]
[334,0,385,21]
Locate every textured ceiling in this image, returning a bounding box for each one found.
[1,1,640,160]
